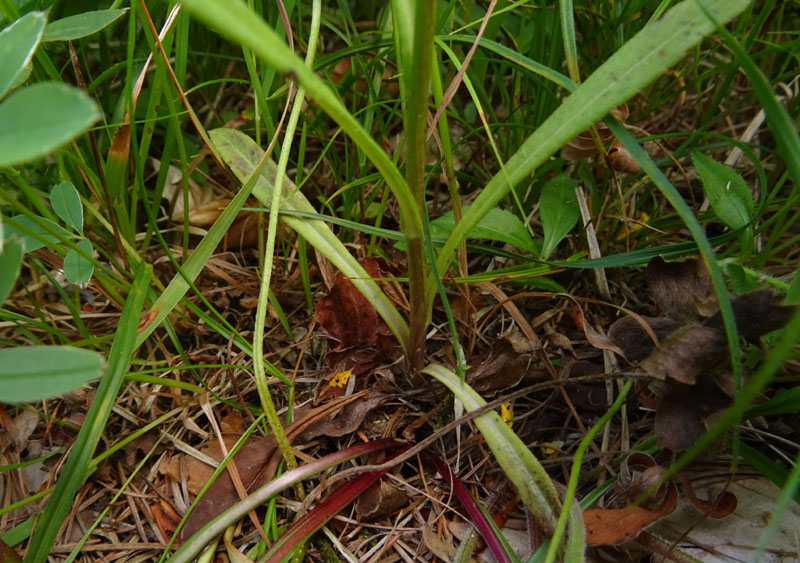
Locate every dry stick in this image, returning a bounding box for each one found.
[425,0,498,141]
[575,185,628,490]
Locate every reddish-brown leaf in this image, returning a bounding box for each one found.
[680,475,738,518]
[584,483,678,546]
[641,324,726,384]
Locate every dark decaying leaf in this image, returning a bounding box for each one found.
[655,378,731,451]
[706,288,796,343]
[646,256,718,320]
[564,361,609,412]
[315,257,399,376]
[641,324,726,384]
[583,482,679,546]
[354,479,409,520]
[607,315,682,362]
[466,339,528,394]
[0,540,22,563]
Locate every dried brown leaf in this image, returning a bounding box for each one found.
[680,476,738,518]
[641,324,726,384]
[616,452,667,501]
[705,289,796,343]
[646,256,717,320]
[655,379,731,451]
[354,479,409,520]
[584,483,678,546]
[607,315,681,362]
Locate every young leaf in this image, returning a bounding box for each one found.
[43,8,129,42]
[50,181,83,232]
[0,346,104,403]
[429,206,539,255]
[539,174,580,259]
[0,236,23,306]
[3,214,74,253]
[0,82,101,167]
[0,11,46,100]
[63,238,94,286]
[692,151,753,230]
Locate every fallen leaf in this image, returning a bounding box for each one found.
[616,452,668,501]
[706,288,796,343]
[680,475,737,518]
[354,479,408,520]
[646,256,717,320]
[641,324,726,384]
[655,378,731,451]
[607,315,682,362]
[584,482,679,546]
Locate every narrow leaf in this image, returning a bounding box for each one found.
[540,174,580,259]
[0,11,46,100]
[0,82,101,167]
[692,151,753,230]
[43,8,128,42]
[0,346,104,403]
[50,181,83,232]
[63,239,94,286]
[0,236,23,305]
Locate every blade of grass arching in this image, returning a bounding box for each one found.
[177,0,423,322]
[558,0,579,84]
[739,443,800,505]
[434,0,749,284]
[210,128,410,352]
[696,0,800,196]
[251,0,321,484]
[24,262,151,563]
[164,439,406,563]
[544,380,632,563]
[133,142,267,348]
[423,364,584,557]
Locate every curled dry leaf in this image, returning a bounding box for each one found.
[616,452,668,501]
[646,256,717,320]
[641,324,726,384]
[584,482,679,546]
[679,475,738,519]
[561,104,641,174]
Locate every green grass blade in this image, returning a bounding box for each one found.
[24,262,152,563]
[434,0,749,282]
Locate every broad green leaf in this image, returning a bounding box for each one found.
[0,82,101,167]
[0,11,45,100]
[43,8,128,42]
[539,174,580,260]
[3,214,74,253]
[63,239,93,286]
[50,181,83,232]
[0,346,104,403]
[429,206,539,255]
[692,151,753,230]
[0,236,23,305]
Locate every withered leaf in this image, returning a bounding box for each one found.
[607,315,681,362]
[705,288,796,343]
[584,482,678,546]
[647,256,717,320]
[466,339,527,394]
[679,475,738,518]
[616,452,667,501]
[354,479,408,520]
[655,379,731,451]
[641,324,726,384]
[299,394,386,441]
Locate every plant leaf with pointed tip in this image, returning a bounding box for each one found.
[0,236,23,306]
[0,11,46,100]
[3,214,75,253]
[429,206,538,255]
[692,151,753,230]
[539,174,580,260]
[43,8,128,42]
[50,181,83,232]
